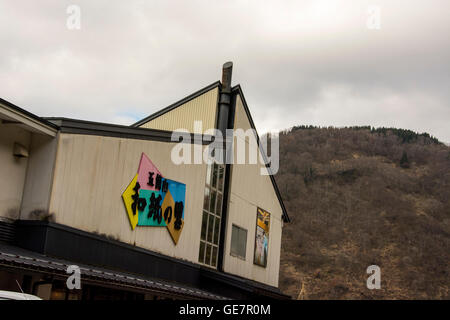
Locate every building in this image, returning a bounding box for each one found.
[0,63,290,300]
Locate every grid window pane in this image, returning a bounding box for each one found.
[209,190,216,214]
[207,214,214,242]
[201,211,208,240]
[198,241,206,263]
[216,193,222,217]
[205,244,212,265]
[203,188,210,210]
[211,246,218,267]
[199,161,226,267]
[213,216,220,245]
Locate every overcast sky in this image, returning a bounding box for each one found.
[1,1,449,141]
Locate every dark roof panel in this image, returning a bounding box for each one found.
[45,117,211,144]
[0,243,228,300]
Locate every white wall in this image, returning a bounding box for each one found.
[48,133,208,264]
[222,95,284,287]
[20,133,58,219]
[0,122,31,220]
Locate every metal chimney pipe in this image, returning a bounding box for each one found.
[221,61,233,93]
[217,62,233,136]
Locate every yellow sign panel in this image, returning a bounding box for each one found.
[121,174,139,230]
[162,190,184,245]
[257,207,270,233]
[121,152,186,245]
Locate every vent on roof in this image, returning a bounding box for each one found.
[0,221,16,243]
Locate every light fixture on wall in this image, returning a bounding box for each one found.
[13,142,29,158]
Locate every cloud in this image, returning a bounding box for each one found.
[0,0,449,141]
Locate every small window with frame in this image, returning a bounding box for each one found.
[230,224,247,260]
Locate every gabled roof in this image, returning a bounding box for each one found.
[131,81,221,127]
[132,82,290,223]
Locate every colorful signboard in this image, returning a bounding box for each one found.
[253,207,270,267]
[121,152,186,245]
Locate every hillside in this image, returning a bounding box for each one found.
[276,126,450,299]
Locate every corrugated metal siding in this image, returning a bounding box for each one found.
[48,133,208,265]
[223,94,284,288]
[139,87,219,133]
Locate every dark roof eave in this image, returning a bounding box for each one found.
[45,117,211,144]
[0,243,227,300]
[0,97,60,130]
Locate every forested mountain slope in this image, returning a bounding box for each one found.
[276,126,450,299]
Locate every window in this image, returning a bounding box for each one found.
[230,224,247,259]
[198,162,225,267]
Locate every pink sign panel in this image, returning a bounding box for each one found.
[137,152,163,191]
